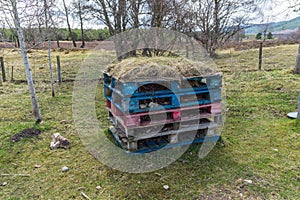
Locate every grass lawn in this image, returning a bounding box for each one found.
[0,44,299,199]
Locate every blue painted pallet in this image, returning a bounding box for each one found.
[105,87,222,114]
[108,126,220,154]
[103,72,222,97]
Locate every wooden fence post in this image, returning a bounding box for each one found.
[0,57,6,82]
[297,91,300,120]
[258,42,263,70]
[11,66,14,82]
[7,66,10,81]
[56,56,62,83]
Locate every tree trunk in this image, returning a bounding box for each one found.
[13,32,20,48]
[56,33,60,48]
[44,0,55,97]
[78,2,85,48]
[295,44,300,74]
[213,0,220,56]
[62,0,76,47]
[12,0,42,123]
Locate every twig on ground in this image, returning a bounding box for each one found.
[1,174,30,177]
[81,192,91,200]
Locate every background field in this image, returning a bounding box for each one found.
[0,43,299,199]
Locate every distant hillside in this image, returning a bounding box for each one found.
[245,16,300,35]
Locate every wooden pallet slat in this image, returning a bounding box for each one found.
[103,72,222,97]
[105,87,222,114]
[109,114,222,142]
[108,126,221,153]
[106,99,222,127]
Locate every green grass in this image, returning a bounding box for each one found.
[0,44,300,199]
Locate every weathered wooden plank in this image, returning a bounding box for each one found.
[108,126,220,153]
[107,101,222,129]
[297,91,300,120]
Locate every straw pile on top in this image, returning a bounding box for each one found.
[105,56,214,82]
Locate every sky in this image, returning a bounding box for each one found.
[82,1,300,29]
[2,0,297,30]
[254,0,299,23]
[81,1,300,29]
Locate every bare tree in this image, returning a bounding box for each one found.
[128,0,143,29]
[62,0,76,47]
[86,0,137,59]
[85,0,257,57]
[188,0,251,56]
[290,0,300,12]
[1,0,42,123]
[44,0,55,96]
[73,0,86,48]
[147,0,165,27]
[86,0,129,36]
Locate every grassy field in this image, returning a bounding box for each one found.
[0,44,300,199]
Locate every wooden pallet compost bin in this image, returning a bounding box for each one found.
[103,57,222,153]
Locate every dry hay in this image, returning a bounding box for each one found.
[105,56,215,82]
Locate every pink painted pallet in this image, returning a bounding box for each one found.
[107,100,222,141]
[109,116,221,145]
[106,99,222,128]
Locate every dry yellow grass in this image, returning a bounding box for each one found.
[106,56,215,80]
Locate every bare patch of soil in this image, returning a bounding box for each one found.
[10,128,41,142]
